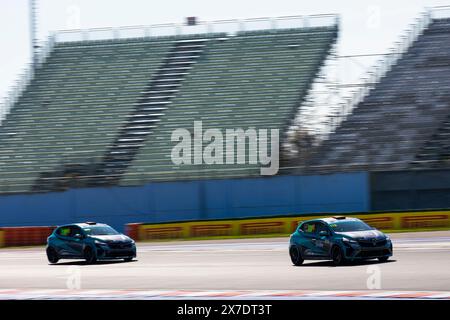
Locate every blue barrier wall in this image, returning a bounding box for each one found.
[0,172,369,232]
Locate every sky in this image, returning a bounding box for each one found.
[1,0,450,103]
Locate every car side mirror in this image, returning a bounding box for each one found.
[319,231,329,237]
[74,234,83,239]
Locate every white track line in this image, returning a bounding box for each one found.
[0,289,449,300]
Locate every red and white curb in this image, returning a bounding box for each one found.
[0,289,449,300]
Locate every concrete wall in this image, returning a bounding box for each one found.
[0,172,369,232]
[371,169,450,211]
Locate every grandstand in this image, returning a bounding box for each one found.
[303,15,450,173]
[0,15,338,193]
[1,7,450,230]
[2,8,450,196]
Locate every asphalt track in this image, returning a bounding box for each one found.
[0,231,449,298]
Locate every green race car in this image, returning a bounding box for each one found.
[289,216,393,266]
[46,222,136,264]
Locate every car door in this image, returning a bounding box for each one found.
[313,222,333,257]
[66,226,85,257]
[298,222,319,257]
[54,226,73,256]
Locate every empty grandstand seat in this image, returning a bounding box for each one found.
[0,26,338,193]
[120,26,338,184]
[304,18,450,173]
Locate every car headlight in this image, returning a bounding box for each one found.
[94,240,108,246]
[342,238,358,244]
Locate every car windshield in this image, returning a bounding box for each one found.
[329,220,373,232]
[83,226,119,236]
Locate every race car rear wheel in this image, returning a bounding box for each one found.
[123,257,134,262]
[84,247,97,264]
[46,247,59,264]
[332,246,345,266]
[290,245,304,266]
[378,256,389,263]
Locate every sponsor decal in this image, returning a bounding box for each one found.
[400,214,449,229]
[134,211,450,241]
[240,221,285,235]
[0,230,4,248]
[1,226,55,246]
[125,224,140,241]
[190,224,233,237]
[142,226,184,240]
[360,216,395,230]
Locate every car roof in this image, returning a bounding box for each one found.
[302,217,361,225]
[57,223,109,228]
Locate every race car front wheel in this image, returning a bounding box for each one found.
[84,247,97,264]
[46,247,59,264]
[332,246,345,266]
[290,245,304,266]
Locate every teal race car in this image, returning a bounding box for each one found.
[289,216,393,266]
[46,222,136,264]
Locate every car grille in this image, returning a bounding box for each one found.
[105,251,134,257]
[108,242,133,250]
[357,249,390,258]
[357,239,387,247]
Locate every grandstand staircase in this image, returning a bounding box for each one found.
[96,38,207,184]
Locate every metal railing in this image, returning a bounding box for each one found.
[0,158,447,193]
[53,14,338,42]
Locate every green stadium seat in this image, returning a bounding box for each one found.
[0,26,338,193]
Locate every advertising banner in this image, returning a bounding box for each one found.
[135,211,450,241]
